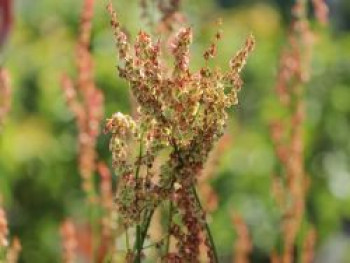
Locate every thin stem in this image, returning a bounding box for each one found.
[165,201,174,256]
[142,234,170,250]
[134,132,144,263]
[125,226,130,251]
[135,132,144,180]
[139,208,155,248]
[191,185,219,263]
[135,190,173,256]
[136,225,142,263]
[87,183,99,262]
[171,139,219,262]
[133,138,178,261]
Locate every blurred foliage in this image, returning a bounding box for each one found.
[0,0,350,262]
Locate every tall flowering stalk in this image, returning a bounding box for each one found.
[105,1,254,262]
[270,0,328,262]
[0,68,11,130]
[61,0,104,202]
[0,4,17,259]
[60,0,110,261]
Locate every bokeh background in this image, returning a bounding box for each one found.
[1,0,350,262]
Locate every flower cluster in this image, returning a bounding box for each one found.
[105,1,254,262]
[0,68,11,130]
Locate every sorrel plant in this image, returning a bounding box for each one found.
[104,1,254,262]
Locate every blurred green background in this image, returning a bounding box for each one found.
[1,0,350,262]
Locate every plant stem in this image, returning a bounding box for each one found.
[172,139,218,261]
[165,201,174,256]
[133,139,178,261]
[142,234,170,250]
[87,184,99,262]
[138,208,155,248]
[191,185,219,263]
[125,226,130,251]
[134,132,144,263]
[135,225,142,263]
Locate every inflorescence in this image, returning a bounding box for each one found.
[105,1,254,262]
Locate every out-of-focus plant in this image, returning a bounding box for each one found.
[61,0,104,202]
[104,0,254,262]
[0,2,17,261]
[0,0,12,48]
[269,0,328,262]
[231,212,252,263]
[60,0,116,262]
[198,133,232,214]
[60,219,78,263]
[139,0,185,34]
[0,68,10,130]
[300,227,316,263]
[0,199,21,263]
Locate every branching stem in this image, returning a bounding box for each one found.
[191,184,219,263]
[134,132,144,263]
